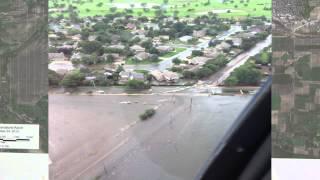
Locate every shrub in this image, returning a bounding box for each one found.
[126,80,150,90]
[195,67,213,78]
[140,109,156,120]
[79,40,102,54]
[224,76,239,86]
[171,67,183,73]
[48,70,62,86]
[172,58,182,65]
[95,75,113,86]
[191,50,204,57]
[225,62,262,85]
[60,70,85,87]
[182,70,196,79]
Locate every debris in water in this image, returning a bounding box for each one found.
[96,90,105,94]
[120,101,132,104]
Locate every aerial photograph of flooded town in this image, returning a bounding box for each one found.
[48,0,271,179]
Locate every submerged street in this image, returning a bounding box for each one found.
[49,90,252,180]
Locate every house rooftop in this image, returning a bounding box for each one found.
[134,52,150,61]
[49,53,65,61]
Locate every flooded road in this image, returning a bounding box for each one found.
[49,91,253,180]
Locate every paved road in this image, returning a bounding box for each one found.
[206,35,272,86]
[124,25,243,71]
[161,35,271,93]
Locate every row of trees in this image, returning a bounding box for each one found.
[49,66,125,88]
[241,32,269,50]
[50,71,153,89]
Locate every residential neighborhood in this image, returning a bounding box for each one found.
[48,6,271,89]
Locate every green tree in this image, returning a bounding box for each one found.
[79,41,102,54]
[126,79,149,90]
[48,70,62,86]
[112,66,124,81]
[149,47,160,54]
[79,55,90,65]
[182,70,196,79]
[141,40,153,50]
[241,38,255,50]
[224,76,239,86]
[116,65,124,73]
[229,63,262,85]
[172,58,182,65]
[171,67,183,73]
[110,7,117,13]
[204,63,218,72]
[95,74,112,86]
[60,70,85,87]
[255,51,270,65]
[149,54,159,62]
[106,54,115,63]
[195,67,213,78]
[192,50,204,57]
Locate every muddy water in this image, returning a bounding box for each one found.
[49,93,253,180]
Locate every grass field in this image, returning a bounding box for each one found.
[49,0,271,19]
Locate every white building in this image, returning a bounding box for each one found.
[179,36,193,42]
[49,61,75,75]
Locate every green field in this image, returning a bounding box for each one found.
[50,0,271,19]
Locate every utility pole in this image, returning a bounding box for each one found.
[91,80,96,88]
[170,114,173,129]
[174,143,178,152]
[103,162,108,176]
[172,95,175,104]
